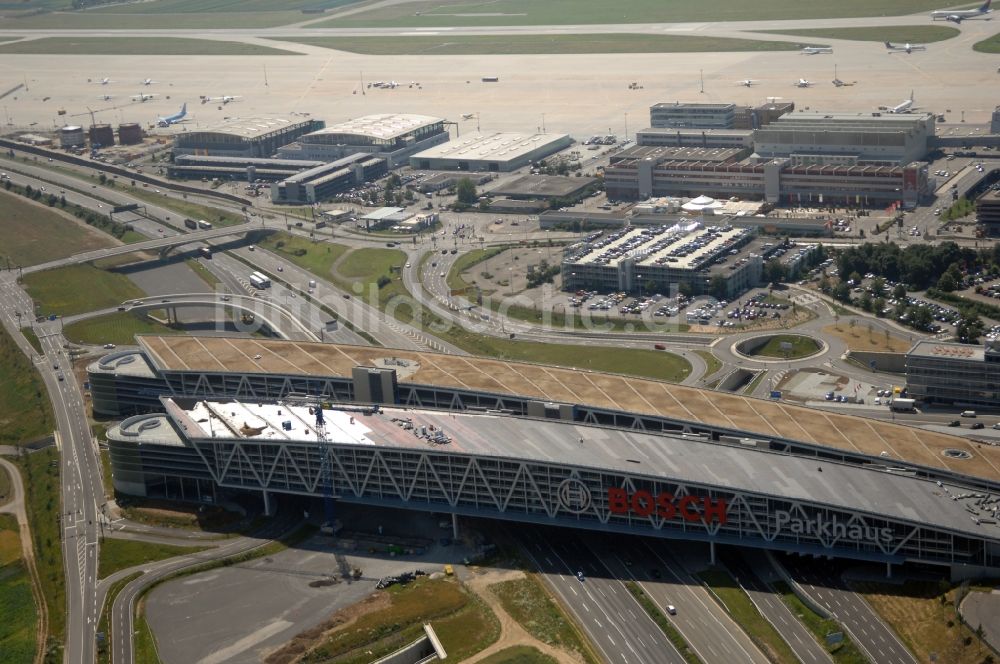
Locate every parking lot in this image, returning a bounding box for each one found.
[144,505,482,664]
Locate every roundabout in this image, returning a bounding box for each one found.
[732,333,827,363]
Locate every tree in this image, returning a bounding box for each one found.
[708,275,728,300]
[937,271,958,292]
[956,314,984,344]
[456,178,478,205]
[763,259,788,284]
[678,282,693,298]
[832,281,851,302]
[892,284,907,299]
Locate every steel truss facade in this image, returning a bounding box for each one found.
[92,361,1000,495]
[170,435,994,569]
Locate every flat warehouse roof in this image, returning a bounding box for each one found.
[168,399,998,539]
[136,335,1000,483]
[412,132,569,162]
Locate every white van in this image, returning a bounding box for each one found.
[961,410,977,418]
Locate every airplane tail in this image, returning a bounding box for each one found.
[885,41,892,48]
[180,102,187,114]
[981,0,991,11]
[909,90,914,101]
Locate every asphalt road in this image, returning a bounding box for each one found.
[615,539,770,664]
[109,514,300,664]
[782,556,918,664]
[725,548,833,664]
[519,527,686,664]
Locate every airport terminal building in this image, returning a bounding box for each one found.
[90,335,1000,577]
[277,114,449,166]
[171,117,324,159]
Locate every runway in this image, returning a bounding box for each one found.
[0,11,997,140]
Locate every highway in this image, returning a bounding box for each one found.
[519,527,686,664]
[782,555,918,664]
[108,514,299,664]
[608,538,770,664]
[725,549,834,664]
[0,268,106,664]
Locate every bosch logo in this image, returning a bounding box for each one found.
[557,478,593,514]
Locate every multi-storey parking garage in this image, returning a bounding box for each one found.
[108,396,1000,577]
[92,335,1000,577]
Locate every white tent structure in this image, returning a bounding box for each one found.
[681,195,725,213]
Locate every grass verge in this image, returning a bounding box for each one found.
[0,36,298,55]
[97,572,141,664]
[820,323,912,352]
[850,579,991,664]
[490,576,600,664]
[21,328,43,355]
[763,25,959,43]
[0,325,55,447]
[133,602,160,664]
[0,467,11,508]
[749,334,821,359]
[98,539,209,580]
[63,312,175,347]
[772,581,869,663]
[0,188,115,267]
[185,259,221,288]
[22,264,145,317]
[697,569,797,664]
[281,33,806,55]
[477,646,558,664]
[298,577,499,663]
[317,0,956,28]
[117,183,245,228]
[694,350,723,377]
[625,581,701,664]
[448,246,508,292]
[0,530,38,664]
[14,447,64,654]
[973,31,1000,53]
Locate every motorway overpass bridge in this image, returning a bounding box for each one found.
[124,294,320,342]
[22,223,265,275]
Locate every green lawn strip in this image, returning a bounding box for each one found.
[476,646,558,664]
[0,558,38,664]
[0,513,19,564]
[697,569,798,664]
[772,581,870,663]
[1,180,143,247]
[301,577,499,663]
[133,606,160,664]
[489,576,601,664]
[625,581,701,664]
[694,350,723,377]
[0,468,11,509]
[750,334,821,358]
[447,246,508,292]
[14,447,64,650]
[973,31,1000,53]
[257,233,349,280]
[21,328,43,355]
[0,36,298,55]
[0,10,311,29]
[22,264,146,318]
[0,325,55,447]
[281,33,805,55]
[0,188,116,266]
[942,197,975,221]
[89,0,359,12]
[316,0,955,27]
[117,184,245,228]
[763,25,959,43]
[98,539,209,580]
[743,371,768,394]
[96,571,142,664]
[63,312,177,347]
